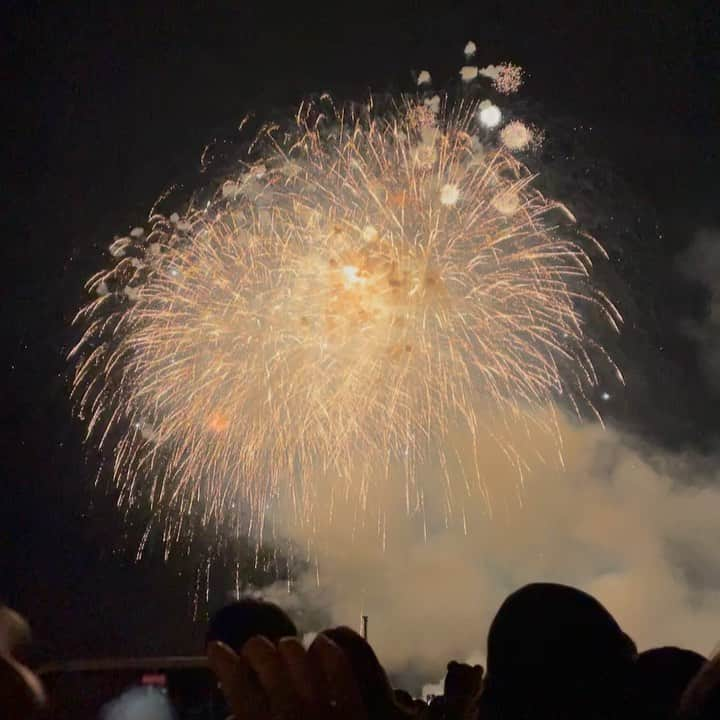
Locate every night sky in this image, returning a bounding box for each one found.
[3,1,719,663]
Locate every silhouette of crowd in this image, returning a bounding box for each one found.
[2,583,719,719]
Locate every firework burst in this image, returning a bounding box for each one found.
[70,83,621,548]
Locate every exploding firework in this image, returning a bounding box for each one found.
[70,74,621,549]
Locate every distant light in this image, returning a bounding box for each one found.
[601,391,611,401]
[464,41,477,58]
[417,70,431,86]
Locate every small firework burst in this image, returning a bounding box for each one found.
[479,63,525,95]
[439,183,460,206]
[495,63,524,94]
[500,120,537,151]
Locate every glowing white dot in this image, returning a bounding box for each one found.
[464,41,477,58]
[417,70,431,86]
[601,391,611,401]
[478,104,502,128]
[342,265,363,286]
[440,184,460,206]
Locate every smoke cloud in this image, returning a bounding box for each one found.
[259,411,720,688]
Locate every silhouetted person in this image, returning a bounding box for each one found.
[476,582,637,720]
[633,646,706,719]
[678,650,720,720]
[443,660,483,718]
[0,605,46,720]
[206,597,298,653]
[323,626,413,719]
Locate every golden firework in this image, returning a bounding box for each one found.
[69,95,621,545]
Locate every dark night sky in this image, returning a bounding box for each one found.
[2,1,719,662]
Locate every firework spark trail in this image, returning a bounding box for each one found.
[70,83,622,550]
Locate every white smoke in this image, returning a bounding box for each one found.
[262,414,720,686]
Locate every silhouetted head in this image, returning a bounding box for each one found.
[206,597,297,653]
[322,626,410,718]
[444,659,483,699]
[481,583,636,719]
[634,646,706,719]
[678,650,720,720]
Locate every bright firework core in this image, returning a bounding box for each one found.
[294,240,445,355]
[70,92,621,545]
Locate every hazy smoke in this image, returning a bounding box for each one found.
[260,412,720,687]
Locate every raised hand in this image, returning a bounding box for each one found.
[208,632,368,720]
